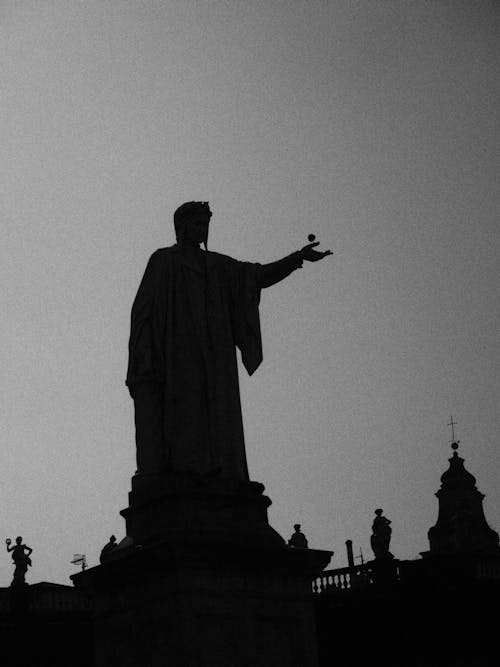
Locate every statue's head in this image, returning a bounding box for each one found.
[174,201,212,247]
[15,536,22,544]
[374,508,383,516]
[294,524,301,531]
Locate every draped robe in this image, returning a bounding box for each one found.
[127,245,302,480]
[126,245,263,480]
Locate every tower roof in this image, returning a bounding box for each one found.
[428,440,499,554]
[439,442,478,493]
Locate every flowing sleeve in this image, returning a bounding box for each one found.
[232,261,263,376]
[232,252,303,375]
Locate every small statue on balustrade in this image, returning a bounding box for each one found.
[6,536,33,586]
[370,509,393,559]
[100,535,118,563]
[288,524,309,548]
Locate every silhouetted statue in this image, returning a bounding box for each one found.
[100,535,118,563]
[6,537,32,586]
[288,524,309,548]
[370,509,393,559]
[127,201,332,478]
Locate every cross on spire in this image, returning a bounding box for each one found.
[447,416,458,443]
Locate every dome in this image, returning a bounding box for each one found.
[439,447,477,492]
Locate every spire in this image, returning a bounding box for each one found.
[428,434,499,554]
[447,415,458,445]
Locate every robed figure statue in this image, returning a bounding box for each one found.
[126,201,331,479]
[370,508,393,559]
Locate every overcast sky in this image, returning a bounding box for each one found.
[1,1,499,584]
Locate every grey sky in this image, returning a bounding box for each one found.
[1,1,499,583]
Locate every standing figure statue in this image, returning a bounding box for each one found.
[288,524,309,549]
[100,535,118,563]
[6,537,33,586]
[370,509,393,559]
[127,201,332,478]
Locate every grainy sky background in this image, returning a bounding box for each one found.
[1,1,499,584]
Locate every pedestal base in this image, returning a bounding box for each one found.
[72,473,332,666]
[119,472,285,549]
[74,540,330,666]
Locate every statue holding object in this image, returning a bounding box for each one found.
[127,201,332,480]
[6,537,33,586]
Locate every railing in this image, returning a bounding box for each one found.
[313,559,403,594]
[312,564,375,594]
[0,585,91,613]
[28,587,91,612]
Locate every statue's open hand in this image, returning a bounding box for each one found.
[300,241,333,262]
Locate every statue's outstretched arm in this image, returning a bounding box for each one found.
[257,253,304,289]
[257,242,332,289]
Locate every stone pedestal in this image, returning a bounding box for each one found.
[121,472,286,549]
[370,556,399,588]
[73,473,332,666]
